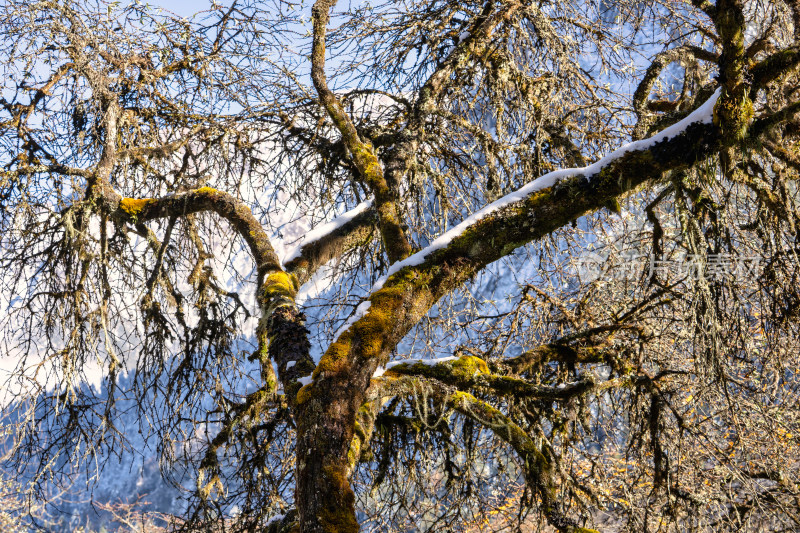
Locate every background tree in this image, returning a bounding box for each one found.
[1,0,800,531]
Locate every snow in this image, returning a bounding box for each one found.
[333,300,372,340]
[266,513,286,526]
[282,199,374,265]
[297,374,313,386]
[372,356,459,378]
[332,89,721,340]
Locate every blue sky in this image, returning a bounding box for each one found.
[147,0,228,18]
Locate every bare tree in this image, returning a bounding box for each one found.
[1,0,800,531]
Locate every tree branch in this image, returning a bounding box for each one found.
[306,91,722,403]
[283,199,376,286]
[310,0,411,264]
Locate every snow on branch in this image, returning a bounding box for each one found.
[282,198,374,265]
[335,89,721,338]
[372,356,459,378]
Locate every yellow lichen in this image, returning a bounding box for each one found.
[262,271,297,300]
[315,332,352,378]
[449,390,471,406]
[119,197,154,218]
[347,439,361,469]
[451,355,489,377]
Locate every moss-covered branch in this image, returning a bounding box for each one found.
[113,186,316,416]
[376,354,639,407]
[112,187,318,507]
[750,44,800,90]
[115,187,281,282]
[381,355,604,400]
[374,376,598,533]
[284,207,376,286]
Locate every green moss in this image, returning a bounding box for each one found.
[604,197,622,214]
[353,420,367,442]
[318,464,358,532]
[525,189,552,205]
[354,290,403,358]
[317,284,408,378]
[263,373,277,393]
[295,383,313,405]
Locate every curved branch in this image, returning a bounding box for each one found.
[114,187,280,280]
[311,0,411,264]
[110,187,316,396]
[632,44,718,139]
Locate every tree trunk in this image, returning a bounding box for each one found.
[295,384,361,532]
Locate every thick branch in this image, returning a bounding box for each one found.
[113,187,280,281]
[714,0,752,144]
[308,93,722,399]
